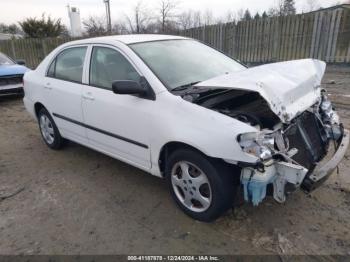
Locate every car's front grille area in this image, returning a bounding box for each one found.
[0,75,23,86]
[284,111,328,170]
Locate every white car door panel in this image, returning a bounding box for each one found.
[82,86,152,168]
[46,78,87,143]
[82,45,152,169]
[44,46,88,144]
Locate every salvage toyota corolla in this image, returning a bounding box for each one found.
[23,35,349,222]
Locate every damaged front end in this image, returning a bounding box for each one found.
[175,59,349,206]
[238,91,349,205]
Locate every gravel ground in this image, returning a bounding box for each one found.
[0,65,349,255]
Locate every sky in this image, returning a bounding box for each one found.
[0,0,346,27]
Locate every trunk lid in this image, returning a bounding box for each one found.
[195,59,326,123]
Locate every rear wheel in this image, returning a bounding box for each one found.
[165,148,237,222]
[38,108,65,150]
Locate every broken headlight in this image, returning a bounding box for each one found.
[238,132,275,160]
[320,91,339,125]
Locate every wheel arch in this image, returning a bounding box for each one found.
[157,141,239,178]
[158,142,207,177]
[34,102,46,119]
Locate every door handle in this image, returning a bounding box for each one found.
[82,93,95,101]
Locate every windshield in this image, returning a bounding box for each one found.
[0,53,15,66]
[129,39,245,90]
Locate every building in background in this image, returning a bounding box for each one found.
[67,5,82,37]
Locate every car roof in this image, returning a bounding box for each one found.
[65,34,188,46]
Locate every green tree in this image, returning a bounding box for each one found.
[262,11,268,18]
[283,0,296,15]
[19,14,64,38]
[0,23,22,34]
[267,0,296,17]
[254,12,261,19]
[243,9,252,21]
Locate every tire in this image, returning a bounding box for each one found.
[165,148,238,222]
[37,108,65,150]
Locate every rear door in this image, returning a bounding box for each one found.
[44,45,89,144]
[81,45,152,170]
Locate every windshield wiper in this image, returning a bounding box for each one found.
[172,81,201,91]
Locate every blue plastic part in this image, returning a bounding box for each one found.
[0,64,29,77]
[241,176,276,206]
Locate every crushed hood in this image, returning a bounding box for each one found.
[195,59,326,123]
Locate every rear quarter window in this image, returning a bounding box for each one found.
[47,46,87,83]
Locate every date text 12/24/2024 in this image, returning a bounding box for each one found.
[128,256,220,261]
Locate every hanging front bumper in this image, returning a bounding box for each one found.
[240,129,349,205]
[301,129,349,192]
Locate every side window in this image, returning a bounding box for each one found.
[47,59,56,77]
[90,47,140,90]
[47,46,87,83]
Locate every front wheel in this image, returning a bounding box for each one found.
[165,148,237,222]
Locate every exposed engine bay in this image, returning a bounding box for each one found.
[175,86,348,206]
[192,89,280,130]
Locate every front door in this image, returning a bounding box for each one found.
[82,45,153,170]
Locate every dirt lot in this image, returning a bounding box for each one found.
[0,66,350,255]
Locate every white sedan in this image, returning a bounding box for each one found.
[23,35,349,222]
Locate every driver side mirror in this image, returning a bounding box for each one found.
[112,80,146,95]
[112,77,155,101]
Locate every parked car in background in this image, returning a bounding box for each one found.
[23,35,349,222]
[0,52,29,96]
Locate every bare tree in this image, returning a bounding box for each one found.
[125,1,152,33]
[83,16,107,37]
[112,20,129,35]
[224,10,237,23]
[143,22,160,33]
[193,11,202,27]
[178,10,194,30]
[267,0,283,16]
[203,9,214,25]
[158,0,179,32]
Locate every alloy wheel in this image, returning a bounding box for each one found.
[171,161,212,212]
[40,114,55,144]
